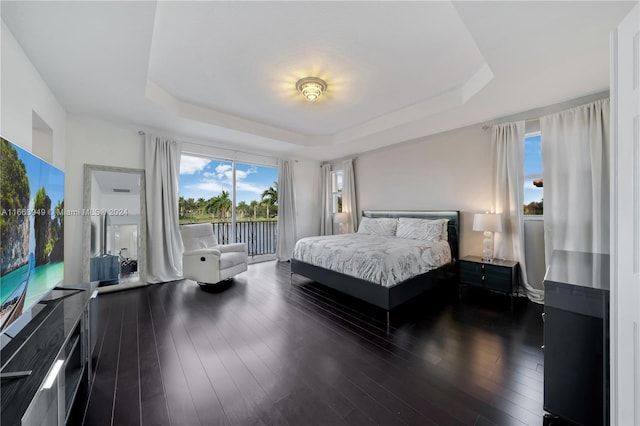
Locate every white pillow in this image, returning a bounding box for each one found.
[357,217,398,236]
[396,218,447,242]
[439,219,450,241]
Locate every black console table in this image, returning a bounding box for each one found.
[543,250,609,426]
[0,282,98,426]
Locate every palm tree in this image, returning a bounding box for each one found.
[196,197,206,215]
[261,182,278,219]
[205,196,219,221]
[185,198,196,218]
[236,201,249,219]
[178,196,186,218]
[249,200,259,219]
[207,191,232,220]
[217,190,231,219]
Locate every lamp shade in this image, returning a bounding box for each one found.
[472,213,503,233]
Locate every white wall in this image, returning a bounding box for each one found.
[65,116,144,283]
[293,159,321,239]
[355,124,493,257]
[1,21,66,169]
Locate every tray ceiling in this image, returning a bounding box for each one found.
[1,1,635,160]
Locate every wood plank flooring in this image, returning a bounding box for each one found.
[69,261,545,426]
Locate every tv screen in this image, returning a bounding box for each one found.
[0,137,64,333]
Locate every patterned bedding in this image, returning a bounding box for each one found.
[292,233,452,288]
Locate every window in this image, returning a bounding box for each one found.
[331,170,343,213]
[524,133,543,215]
[178,154,278,257]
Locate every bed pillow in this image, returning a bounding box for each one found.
[396,218,447,242]
[357,217,398,236]
[439,219,450,241]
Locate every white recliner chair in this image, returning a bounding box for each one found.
[180,223,248,286]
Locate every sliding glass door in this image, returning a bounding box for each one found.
[179,155,278,261]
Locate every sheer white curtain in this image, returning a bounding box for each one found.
[320,164,333,235]
[540,98,610,261]
[492,122,543,303]
[342,159,358,233]
[144,134,183,283]
[276,159,297,261]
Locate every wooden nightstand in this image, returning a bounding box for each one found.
[458,255,519,310]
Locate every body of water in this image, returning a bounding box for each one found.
[1,261,63,308]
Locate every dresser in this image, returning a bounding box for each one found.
[543,250,609,426]
[458,255,519,310]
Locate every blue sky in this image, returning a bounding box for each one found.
[12,141,64,254]
[179,155,277,204]
[524,134,543,205]
[13,142,65,213]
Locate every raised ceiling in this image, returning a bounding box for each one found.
[1,1,635,160]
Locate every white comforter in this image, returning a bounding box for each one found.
[292,233,452,288]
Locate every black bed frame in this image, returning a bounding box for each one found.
[290,210,460,317]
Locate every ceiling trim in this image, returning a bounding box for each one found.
[145,79,327,147]
[146,61,493,148]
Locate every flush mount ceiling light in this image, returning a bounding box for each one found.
[295,77,327,102]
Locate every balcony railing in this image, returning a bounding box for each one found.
[210,221,277,256]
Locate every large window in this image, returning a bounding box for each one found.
[331,170,342,213]
[524,133,543,215]
[178,154,278,257]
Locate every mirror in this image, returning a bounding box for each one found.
[82,164,146,292]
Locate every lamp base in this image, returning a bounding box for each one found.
[482,232,494,263]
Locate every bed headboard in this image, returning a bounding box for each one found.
[362,210,460,261]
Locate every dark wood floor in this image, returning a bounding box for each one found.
[70,261,545,426]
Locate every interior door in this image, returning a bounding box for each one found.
[610,4,640,425]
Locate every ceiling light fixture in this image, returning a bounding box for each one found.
[296,77,327,102]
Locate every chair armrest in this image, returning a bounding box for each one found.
[219,243,247,254]
[184,248,221,257]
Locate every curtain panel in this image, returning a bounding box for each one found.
[492,122,543,303]
[276,159,297,261]
[320,164,333,235]
[144,134,184,283]
[342,159,358,233]
[540,98,610,260]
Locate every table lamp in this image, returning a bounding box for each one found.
[334,212,349,234]
[472,213,503,262]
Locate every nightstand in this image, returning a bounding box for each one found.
[458,255,519,310]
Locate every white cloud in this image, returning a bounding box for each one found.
[187,181,228,194]
[205,164,259,182]
[236,166,257,181]
[214,163,232,178]
[183,163,269,200]
[236,181,266,195]
[180,156,211,175]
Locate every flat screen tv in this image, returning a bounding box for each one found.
[0,137,64,339]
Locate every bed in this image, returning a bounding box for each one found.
[290,210,460,319]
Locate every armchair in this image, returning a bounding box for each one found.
[180,223,248,285]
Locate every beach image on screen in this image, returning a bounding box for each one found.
[0,137,64,331]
